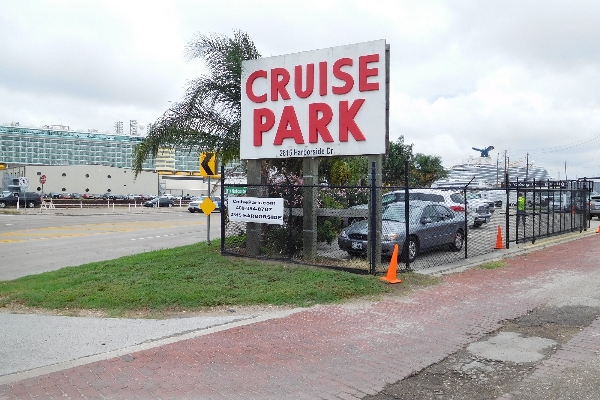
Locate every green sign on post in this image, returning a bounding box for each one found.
[226,187,247,195]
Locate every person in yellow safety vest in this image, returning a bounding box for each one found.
[517,192,526,226]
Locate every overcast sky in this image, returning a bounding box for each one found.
[1,0,599,180]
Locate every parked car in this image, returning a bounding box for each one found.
[188,196,222,213]
[82,193,94,199]
[143,197,174,208]
[547,192,586,213]
[354,189,492,227]
[466,192,495,213]
[0,192,43,208]
[71,193,82,199]
[338,201,466,262]
[590,194,600,220]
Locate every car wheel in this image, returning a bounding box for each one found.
[168,203,173,208]
[189,209,195,213]
[400,236,418,263]
[451,229,464,251]
[0,201,6,208]
[27,201,36,208]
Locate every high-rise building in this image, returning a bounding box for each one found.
[0,124,200,171]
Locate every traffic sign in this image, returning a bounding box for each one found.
[40,175,46,184]
[200,152,217,176]
[200,197,217,215]
[18,177,29,188]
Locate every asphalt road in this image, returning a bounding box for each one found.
[0,207,222,281]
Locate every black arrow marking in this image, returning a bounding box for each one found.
[201,153,215,175]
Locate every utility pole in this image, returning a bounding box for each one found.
[525,153,529,181]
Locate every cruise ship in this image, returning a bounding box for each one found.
[431,146,553,189]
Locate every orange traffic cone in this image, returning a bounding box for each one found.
[596,226,600,234]
[494,226,505,249]
[381,244,402,284]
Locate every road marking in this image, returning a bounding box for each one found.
[0,219,207,243]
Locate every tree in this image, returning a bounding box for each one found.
[411,153,447,187]
[132,30,260,176]
[382,137,414,186]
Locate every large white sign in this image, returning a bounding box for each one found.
[228,197,285,225]
[241,40,388,160]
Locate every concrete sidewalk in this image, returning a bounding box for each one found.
[1,229,600,399]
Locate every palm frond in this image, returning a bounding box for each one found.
[132,30,260,176]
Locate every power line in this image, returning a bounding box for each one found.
[510,132,600,154]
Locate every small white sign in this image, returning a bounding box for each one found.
[228,197,285,225]
[18,177,29,188]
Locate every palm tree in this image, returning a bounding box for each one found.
[132,30,261,175]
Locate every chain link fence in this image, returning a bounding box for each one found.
[221,176,592,274]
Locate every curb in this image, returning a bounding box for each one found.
[421,227,597,276]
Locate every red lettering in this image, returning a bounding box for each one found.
[294,64,314,98]
[339,99,366,142]
[246,70,267,103]
[253,108,275,146]
[332,58,354,95]
[309,103,334,143]
[319,61,327,96]
[359,54,379,92]
[274,106,304,145]
[271,68,291,101]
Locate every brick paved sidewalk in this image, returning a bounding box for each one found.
[1,235,599,399]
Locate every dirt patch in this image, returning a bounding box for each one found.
[366,305,600,400]
[0,302,299,319]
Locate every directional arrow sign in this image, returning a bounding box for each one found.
[200,152,216,177]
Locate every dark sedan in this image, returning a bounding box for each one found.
[338,201,466,262]
[143,198,174,208]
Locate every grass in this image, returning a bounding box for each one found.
[0,241,440,316]
[474,260,508,270]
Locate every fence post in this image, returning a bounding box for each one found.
[505,171,510,249]
[403,160,410,270]
[531,178,539,244]
[463,186,468,259]
[220,165,225,253]
[369,162,377,275]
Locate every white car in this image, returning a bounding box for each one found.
[188,196,222,213]
[357,189,492,227]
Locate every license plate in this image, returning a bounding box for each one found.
[351,242,363,250]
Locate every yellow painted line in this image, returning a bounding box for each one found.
[0,219,207,243]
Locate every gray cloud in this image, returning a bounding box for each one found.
[1,0,598,179]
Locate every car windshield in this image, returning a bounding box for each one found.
[382,204,419,223]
